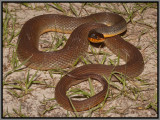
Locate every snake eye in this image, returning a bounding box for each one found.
[89,33,97,39]
[88,30,104,40]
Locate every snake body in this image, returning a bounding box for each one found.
[17,12,144,112]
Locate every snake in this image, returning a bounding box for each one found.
[17,12,144,112]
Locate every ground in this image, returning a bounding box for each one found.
[2,3,157,117]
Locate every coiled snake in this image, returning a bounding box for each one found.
[17,12,144,112]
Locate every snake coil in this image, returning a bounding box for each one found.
[17,12,144,111]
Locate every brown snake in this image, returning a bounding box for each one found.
[17,12,144,112]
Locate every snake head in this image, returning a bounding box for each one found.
[88,30,105,43]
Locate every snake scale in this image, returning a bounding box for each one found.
[17,12,144,112]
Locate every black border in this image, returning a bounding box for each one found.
[1,1,159,119]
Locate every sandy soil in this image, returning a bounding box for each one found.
[3,3,157,117]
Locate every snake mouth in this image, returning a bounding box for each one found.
[88,30,105,43]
